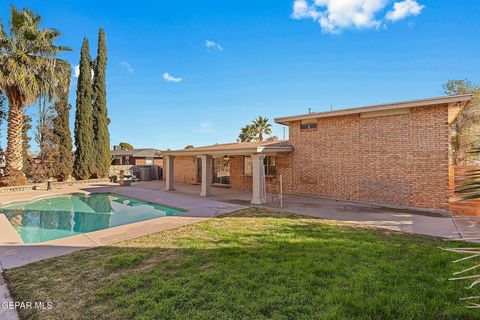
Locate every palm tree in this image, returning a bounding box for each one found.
[238,124,257,142]
[252,116,272,141]
[0,6,71,184]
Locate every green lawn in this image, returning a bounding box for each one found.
[4,208,480,320]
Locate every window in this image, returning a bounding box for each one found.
[264,156,276,177]
[244,156,277,177]
[213,157,231,185]
[300,120,318,131]
[145,158,153,165]
[244,156,252,176]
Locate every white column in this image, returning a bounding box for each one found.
[251,154,266,205]
[165,155,175,191]
[200,155,212,197]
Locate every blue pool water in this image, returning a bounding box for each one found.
[0,193,184,244]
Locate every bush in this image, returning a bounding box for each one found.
[0,168,28,187]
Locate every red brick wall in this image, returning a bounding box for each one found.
[288,105,449,210]
[132,157,163,166]
[230,156,252,190]
[230,154,294,194]
[162,156,197,184]
[134,158,146,165]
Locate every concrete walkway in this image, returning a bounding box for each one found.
[270,195,467,239]
[135,180,480,240]
[0,269,18,320]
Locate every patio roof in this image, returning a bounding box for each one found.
[163,140,293,156]
[274,94,473,125]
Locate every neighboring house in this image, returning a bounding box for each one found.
[111,147,163,166]
[163,94,472,213]
[111,147,163,180]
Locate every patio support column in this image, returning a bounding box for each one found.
[251,154,266,205]
[165,155,175,191]
[200,155,212,197]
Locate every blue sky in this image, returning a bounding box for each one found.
[1,0,479,151]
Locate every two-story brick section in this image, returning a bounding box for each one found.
[163,94,472,213]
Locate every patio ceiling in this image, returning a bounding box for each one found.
[163,140,293,157]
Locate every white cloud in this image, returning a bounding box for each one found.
[386,0,425,22]
[205,40,223,51]
[195,122,214,133]
[73,64,94,79]
[162,72,183,83]
[291,0,424,33]
[120,61,134,73]
[292,0,320,20]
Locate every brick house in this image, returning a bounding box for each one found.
[111,148,163,166]
[163,94,472,212]
[111,147,163,180]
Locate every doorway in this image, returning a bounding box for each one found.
[196,157,202,184]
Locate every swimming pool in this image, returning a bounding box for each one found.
[0,193,185,244]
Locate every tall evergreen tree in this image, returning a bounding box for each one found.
[74,38,94,180]
[92,29,110,178]
[53,72,73,181]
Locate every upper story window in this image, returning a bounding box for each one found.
[300,119,318,131]
[145,158,154,165]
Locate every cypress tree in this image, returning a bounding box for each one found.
[53,71,74,181]
[92,28,110,178]
[74,38,94,180]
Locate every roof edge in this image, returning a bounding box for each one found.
[274,94,473,125]
[163,141,293,156]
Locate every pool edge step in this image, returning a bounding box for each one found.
[0,215,23,245]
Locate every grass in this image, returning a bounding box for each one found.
[4,208,480,320]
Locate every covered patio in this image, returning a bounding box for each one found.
[162,141,293,205]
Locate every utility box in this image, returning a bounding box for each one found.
[138,167,152,181]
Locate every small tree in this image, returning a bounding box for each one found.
[119,142,134,150]
[28,97,57,182]
[184,145,194,149]
[443,80,480,165]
